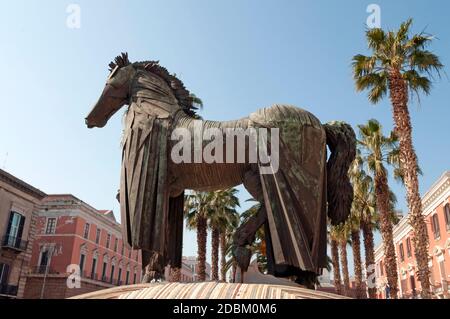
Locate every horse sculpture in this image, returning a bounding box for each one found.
[85,53,356,288]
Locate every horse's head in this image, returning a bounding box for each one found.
[85,53,136,128]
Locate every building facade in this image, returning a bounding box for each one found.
[24,194,142,299]
[0,169,46,299]
[375,171,450,299]
[182,256,212,281]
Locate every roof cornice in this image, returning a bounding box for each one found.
[0,168,46,199]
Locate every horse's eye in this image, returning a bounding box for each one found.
[108,65,119,80]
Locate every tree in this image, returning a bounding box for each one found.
[331,224,351,296]
[209,188,240,281]
[329,227,342,295]
[347,201,365,298]
[349,149,376,298]
[358,119,400,298]
[349,150,377,298]
[184,191,214,281]
[352,19,444,297]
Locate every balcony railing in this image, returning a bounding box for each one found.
[1,235,28,252]
[0,284,18,296]
[32,265,58,274]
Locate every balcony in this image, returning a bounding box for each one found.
[0,284,18,297]
[1,235,28,252]
[32,266,58,275]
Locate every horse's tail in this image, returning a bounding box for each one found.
[323,121,357,226]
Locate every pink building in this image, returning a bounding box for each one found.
[182,256,212,281]
[375,171,450,299]
[24,194,142,299]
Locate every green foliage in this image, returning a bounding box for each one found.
[352,18,444,103]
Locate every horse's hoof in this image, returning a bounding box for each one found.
[142,271,160,283]
[234,246,252,272]
[295,272,317,290]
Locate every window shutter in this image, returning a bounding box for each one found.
[434,215,440,236]
[430,216,435,233]
[0,263,10,284]
[5,212,13,237]
[17,215,25,240]
[445,204,450,226]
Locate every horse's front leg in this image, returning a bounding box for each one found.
[232,169,268,282]
[141,251,164,283]
[232,206,267,282]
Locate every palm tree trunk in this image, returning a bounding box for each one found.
[211,227,220,281]
[331,239,342,295]
[389,70,431,298]
[196,216,207,281]
[170,267,181,282]
[339,240,350,296]
[374,170,399,298]
[351,230,365,298]
[361,221,377,298]
[220,232,227,282]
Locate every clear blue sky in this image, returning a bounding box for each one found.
[1,0,449,274]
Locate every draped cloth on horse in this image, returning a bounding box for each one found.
[119,70,183,268]
[250,105,328,274]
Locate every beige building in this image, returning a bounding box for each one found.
[0,169,46,298]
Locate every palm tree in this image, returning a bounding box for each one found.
[352,19,444,297]
[358,119,400,298]
[333,224,351,296]
[184,191,214,281]
[209,188,240,281]
[329,226,343,295]
[348,204,365,299]
[349,150,377,298]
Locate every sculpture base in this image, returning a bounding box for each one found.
[70,282,348,299]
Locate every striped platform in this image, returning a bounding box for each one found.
[71,282,348,299]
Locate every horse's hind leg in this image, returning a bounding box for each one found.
[141,250,164,283]
[233,168,267,281]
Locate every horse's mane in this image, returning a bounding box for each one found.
[109,52,199,117]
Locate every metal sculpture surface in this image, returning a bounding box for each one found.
[85,53,356,287]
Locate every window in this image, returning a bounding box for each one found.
[83,223,90,239]
[5,212,25,247]
[110,265,115,283]
[444,204,450,231]
[117,268,122,285]
[91,257,97,279]
[45,218,57,234]
[431,214,441,239]
[133,273,137,284]
[79,254,86,274]
[95,229,101,244]
[379,261,384,276]
[406,238,412,258]
[399,243,405,262]
[38,250,50,273]
[106,234,111,249]
[125,270,130,285]
[0,263,10,286]
[114,238,118,252]
[101,262,108,281]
